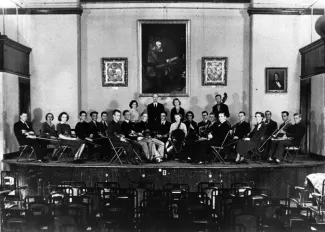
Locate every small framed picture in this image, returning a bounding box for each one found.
[202,57,228,86]
[265,67,288,93]
[101,58,128,87]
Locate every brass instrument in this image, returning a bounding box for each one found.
[257,120,291,152]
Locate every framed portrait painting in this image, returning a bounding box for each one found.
[202,57,228,86]
[138,20,190,97]
[265,67,287,93]
[101,58,128,87]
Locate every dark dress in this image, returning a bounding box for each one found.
[57,123,84,156]
[40,122,57,138]
[170,107,185,123]
[236,122,267,157]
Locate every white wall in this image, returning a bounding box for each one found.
[0,72,19,171]
[251,14,319,123]
[0,14,81,128]
[81,5,250,124]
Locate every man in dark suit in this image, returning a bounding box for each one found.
[192,112,231,164]
[235,112,267,163]
[147,94,165,132]
[269,73,285,91]
[121,110,147,160]
[198,111,211,137]
[212,94,230,118]
[261,110,278,159]
[268,113,305,164]
[156,111,171,143]
[14,112,46,162]
[231,111,251,140]
[99,111,109,136]
[87,111,110,160]
[107,109,137,164]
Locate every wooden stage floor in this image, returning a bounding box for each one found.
[3,155,325,197]
[3,155,324,169]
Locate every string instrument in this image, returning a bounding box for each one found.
[185,121,199,142]
[257,120,291,152]
[222,92,228,103]
[113,133,132,143]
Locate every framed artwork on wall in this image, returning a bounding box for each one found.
[138,20,190,97]
[265,67,288,93]
[101,57,128,87]
[201,57,228,86]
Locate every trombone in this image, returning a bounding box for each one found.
[257,120,291,152]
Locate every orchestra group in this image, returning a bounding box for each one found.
[13,94,306,165]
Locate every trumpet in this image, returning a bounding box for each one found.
[258,120,291,152]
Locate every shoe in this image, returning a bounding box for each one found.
[198,161,204,165]
[274,159,280,164]
[156,158,162,163]
[37,159,43,163]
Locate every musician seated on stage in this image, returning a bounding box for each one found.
[88,111,111,161]
[166,113,187,159]
[235,112,267,164]
[198,111,211,137]
[107,109,139,165]
[230,111,251,140]
[267,113,305,164]
[156,111,171,144]
[261,110,278,158]
[189,112,230,164]
[224,111,251,160]
[135,112,165,162]
[57,112,86,162]
[40,112,60,159]
[184,111,199,144]
[14,112,47,162]
[99,111,109,136]
[200,112,218,138]
[277,111,293,137]
[121,110,149,160]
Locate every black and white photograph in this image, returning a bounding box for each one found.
[138,20,190,96]
[1,0,325,231]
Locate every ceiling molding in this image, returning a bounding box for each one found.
[0,7,83,15]
[248,7,325,16]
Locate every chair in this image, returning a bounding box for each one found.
[211,131,230,164]
[283,139,303,164]
[57,140,73,162]
[17,144,36,162]
[107,138,126,164]
[2,209,27,231]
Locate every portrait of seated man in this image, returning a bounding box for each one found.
[142,23,186,94]
[268,72,285,91]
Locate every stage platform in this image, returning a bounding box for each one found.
[3,155,325,198]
